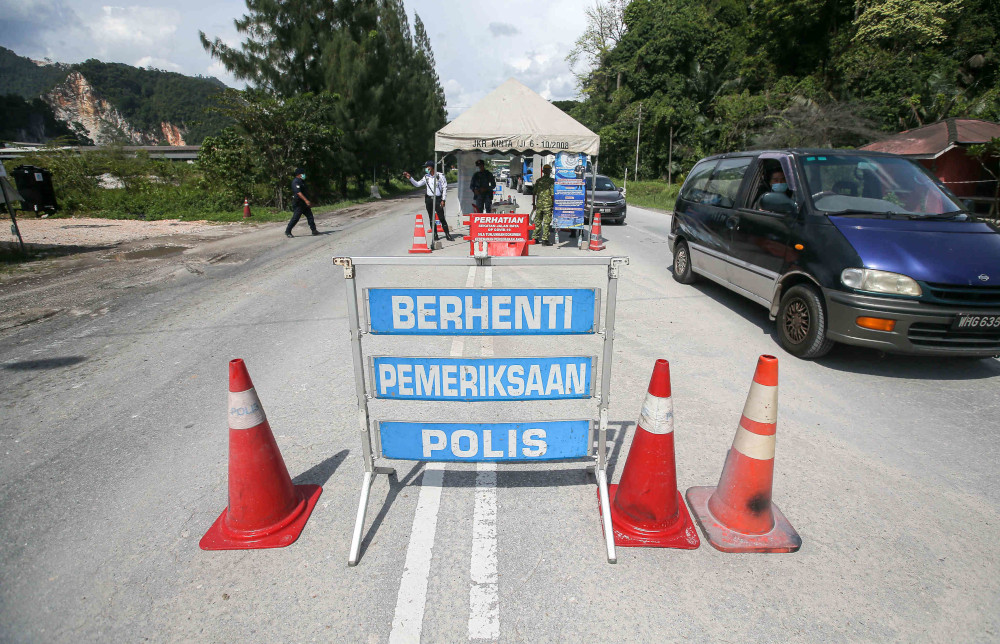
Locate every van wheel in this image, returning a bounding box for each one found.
[777,285,834,359]
[672,240,696,284]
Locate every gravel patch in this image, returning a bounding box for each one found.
[7,217,245,248]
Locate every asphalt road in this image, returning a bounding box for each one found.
[2,188,999,642]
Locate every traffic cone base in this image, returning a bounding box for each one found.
[408,212,432,254]
[200,483,322,550]
[685,485,800,553]
[601,486,699,549]
[597,359,699,550]
[200,358,323,551]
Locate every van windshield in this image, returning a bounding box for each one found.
[800,154,963,217]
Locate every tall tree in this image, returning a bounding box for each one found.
[201,0,447,196]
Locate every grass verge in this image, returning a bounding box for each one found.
[613,178,680,212]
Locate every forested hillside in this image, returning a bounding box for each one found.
[568,0,1000,180]
[0,46,230,144]
[70,60,230,144]
[0,48,71,98]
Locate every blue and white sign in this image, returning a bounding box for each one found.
[372,356,594,401]
[366,288,599,335]
[378,420,591,461]
[553,152,587,230]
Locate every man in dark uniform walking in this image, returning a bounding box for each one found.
[285,167,319,238]
[470,159,496,213]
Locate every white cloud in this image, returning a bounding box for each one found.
[135,55,181,72]
[86,6,180,51]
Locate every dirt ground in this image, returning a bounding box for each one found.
[7,216,234,249]
[0,200,394,334]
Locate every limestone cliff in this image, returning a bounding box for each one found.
[43,71,188,146]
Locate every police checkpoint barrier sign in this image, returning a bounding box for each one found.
[336,255,628,566]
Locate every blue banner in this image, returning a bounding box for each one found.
[379,420,591,461]
[553,152,587,229]
[372,356,593,401]
[366,288,598,335]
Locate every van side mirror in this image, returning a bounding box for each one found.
[759,191,796,215]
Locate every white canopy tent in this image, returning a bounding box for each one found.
[435,78,600,157]
[433,79,601,244]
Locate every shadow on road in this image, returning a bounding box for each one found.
[678,270,1000,380]
[293,449,349,487]
[2,355,88,370]
[356,421,636,560]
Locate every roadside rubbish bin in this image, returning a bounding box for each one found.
[12,165,58,216]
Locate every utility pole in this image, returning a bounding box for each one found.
[634,102,642,181]
[668,125,674,185]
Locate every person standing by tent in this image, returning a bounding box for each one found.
[470,159,496,213]
[285,167,319,238]
[532,164,555,245]
[404,161,454,242]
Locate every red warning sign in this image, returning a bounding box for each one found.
[468,213,532,243]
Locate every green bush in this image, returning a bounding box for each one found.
[614,178,680,212]
[2,147,422,222]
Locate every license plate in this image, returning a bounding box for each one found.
[952,314,1000,332]
[599,208,610,213]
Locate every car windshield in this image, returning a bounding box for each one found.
[800,154,963,217]
[585,177,617,191]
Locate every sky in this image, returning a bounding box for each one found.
[0,0,591,118]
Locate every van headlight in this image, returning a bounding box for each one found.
[841,268,922,296]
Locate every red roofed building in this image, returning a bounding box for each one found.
[861,118,1000,216]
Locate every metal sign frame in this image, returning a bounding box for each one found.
[334,255,629,566]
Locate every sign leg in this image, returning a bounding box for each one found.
[348,471,375,566]
[596,467,617,564]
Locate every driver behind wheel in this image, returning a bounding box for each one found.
[754,167,792,211]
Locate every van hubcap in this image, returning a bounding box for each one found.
[676,247,689,274]
[784,299,809,343]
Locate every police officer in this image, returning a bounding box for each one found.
[404,161,453,241]
[285,167,319,238]
[532,164,555,245]
[470,159,496,213]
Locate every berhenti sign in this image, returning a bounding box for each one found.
[365,288,600,335]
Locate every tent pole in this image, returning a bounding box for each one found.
[433,151,439,237]
[586,155,599,249]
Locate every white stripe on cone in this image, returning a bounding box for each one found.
[741,382,778,424]
[731,426,776,460]
[228,388,266,430]
[638,394,674,435]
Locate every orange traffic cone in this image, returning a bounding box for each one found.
[200,359,322,550]
[686,355,801,553]
[408,212,432,254]
[588,211,606,251]
[243,198,251,218]
[601,359,699,549]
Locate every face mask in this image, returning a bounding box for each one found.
[424,168,430,175]
[301,174,306,180]
[771,183,787,193]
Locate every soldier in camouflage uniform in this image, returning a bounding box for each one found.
[532,164,555,245]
